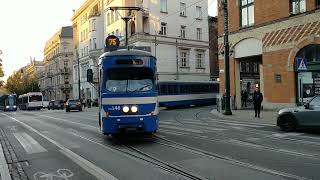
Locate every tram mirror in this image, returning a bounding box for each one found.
[87,69,93,83]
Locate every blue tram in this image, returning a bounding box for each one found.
[97,49,159,135]
[0,94,17,111]
[158,81,219,107]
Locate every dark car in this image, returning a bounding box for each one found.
[48,100,64,110]
[66,99,82,112]
[277,96,320,132]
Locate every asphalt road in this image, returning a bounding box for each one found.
[0,106,320,180]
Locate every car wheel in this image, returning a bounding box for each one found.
[279,115,296,132]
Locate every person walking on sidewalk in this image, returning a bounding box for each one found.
[241,90,248,107]
[253,87,263,118]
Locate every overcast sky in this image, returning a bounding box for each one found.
[0,0,217,81]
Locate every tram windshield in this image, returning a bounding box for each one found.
[106,67,154,93]
[7,96,15,106]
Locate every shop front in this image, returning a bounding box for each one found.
[295,44,320,104]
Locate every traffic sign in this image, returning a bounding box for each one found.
[296,58,308,71]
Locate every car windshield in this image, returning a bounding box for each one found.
[105,67,154,93]
[68,100,78,104]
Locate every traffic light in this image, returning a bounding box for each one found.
[87,69,93,83]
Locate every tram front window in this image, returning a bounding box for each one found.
[106,68,154,93]
[7,97,15,106]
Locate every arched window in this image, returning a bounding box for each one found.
[130,21,136,36]
[296,44,320,62]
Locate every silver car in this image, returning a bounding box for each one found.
[277,96,320,132]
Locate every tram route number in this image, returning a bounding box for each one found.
[108,106,121,111]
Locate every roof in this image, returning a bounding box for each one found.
[99,49,153,59]
[60,26,73,38]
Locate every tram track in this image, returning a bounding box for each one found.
[70,132,208,180]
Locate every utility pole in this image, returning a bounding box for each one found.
[223,0,232,115]
[122,17,131,48]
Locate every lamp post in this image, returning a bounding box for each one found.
[76,50,81,101]
[223,0,232,115]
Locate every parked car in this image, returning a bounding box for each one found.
[48,100,64,110]
[66,99,82,112]
[42,100,49,109]
[277,95,320,132]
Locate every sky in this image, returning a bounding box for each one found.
[0,0,217,81]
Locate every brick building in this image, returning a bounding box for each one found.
[218,0,320,109]
[208,16,219,79]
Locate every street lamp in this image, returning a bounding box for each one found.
[222,0,232,115]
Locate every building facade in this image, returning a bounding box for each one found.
[71,0,104,101]
[26,58,45,79]
[218,0,320,109]
[208,16,219,79]
[39,26,74,101]
[104,0,211,81]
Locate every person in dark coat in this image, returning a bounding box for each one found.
[241,90,248,107]
[253,87,263,118]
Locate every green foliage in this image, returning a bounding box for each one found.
[0,58,4,87]
[5,71,40,96]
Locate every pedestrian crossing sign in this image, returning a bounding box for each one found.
[296,58,308,71]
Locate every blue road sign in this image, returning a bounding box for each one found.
[296,58,308,71]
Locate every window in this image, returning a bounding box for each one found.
[240,0,254,27]
[296,44,320,63]
[93,38,97,49]
[253,63,259,73]
[160,0,167,12]
[160,22,167,36]
[116,29,119,37]
[196,52,204,68]
[317,0,320,8]
[196,28,202,40]
[89,39,92,50]
[107,13,110,25]
[196,6,202,19]
[92,19,96,31]
[114,11,118,21]
[310,96,320,106]
[111,11,114,23]
[180,2,186,16]
[180,26,186,38]
[290,0,306,14]
[180,50,188,67]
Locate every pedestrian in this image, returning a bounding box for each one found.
[253,87,263,118]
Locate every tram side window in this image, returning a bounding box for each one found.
[168,85,179,94]
[159,84,168,95]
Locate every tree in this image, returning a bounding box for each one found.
[0,57,4,87]
[5,71,39,96]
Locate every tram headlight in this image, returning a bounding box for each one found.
[122,106,130,113]
[13,106,17,108]
[6,106,9,109]
[131,106,138,113]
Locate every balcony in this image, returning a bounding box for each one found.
[60,68,70,74]
[59,83,72,90]
[142,7,149,18]
[47,72,53,78]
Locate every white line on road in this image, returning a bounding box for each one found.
[204,117,275,127]
[159,125,204,134]
[2,113,118,180]
[39,115,99,131]
[13,133,47,154]
[0,138,12,180]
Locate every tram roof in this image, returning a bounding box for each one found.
[99,49,153,59]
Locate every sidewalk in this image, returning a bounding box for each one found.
[210,109,279,125]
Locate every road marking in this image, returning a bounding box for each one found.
[205,116,275,127]
[39,115,99,131]
[159,129,189,136]
[34,169,73,180]
[159,121,180,125]
[182,121,209,126]
[13,133,47,154]
[271,133,302,138]
[159,125,204,134]
[2,113,118,180]
[228,139,316,158]
[0,137,11,180]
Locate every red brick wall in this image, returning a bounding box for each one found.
[262,49,295,103]
[217,0,318,36]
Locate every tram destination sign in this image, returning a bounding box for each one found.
[105,35,120,51]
